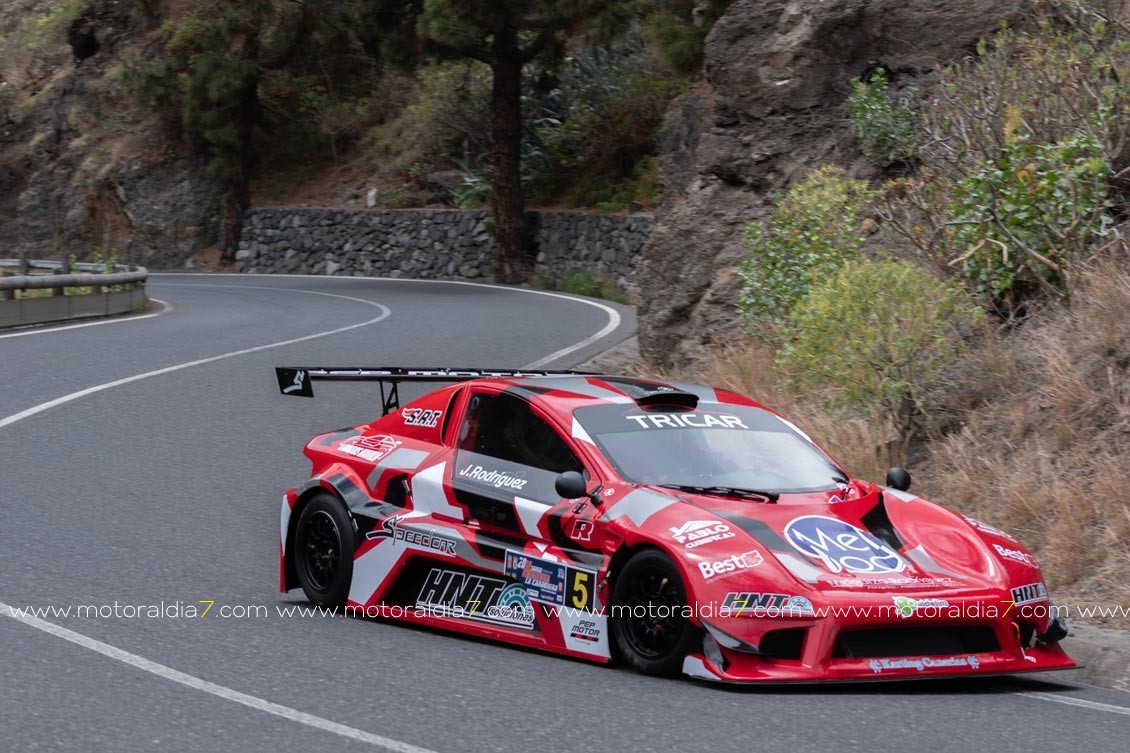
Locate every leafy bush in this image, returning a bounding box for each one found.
[557,268,629,303]
[370,60,492,179]
[117,6,263,181]
[20,1,89,54]
[948,132,1113,298]
[643,11,704,74]
[777,260,983,438]
[846,69,922,166]
[877,19,1128,308]
[642,1,735,74]
[531,45,683,209]
[368,41,680,210]
[737,167,876,325]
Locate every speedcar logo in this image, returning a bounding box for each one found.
[784,516,906,574]
[366,515,456,556]
[697,551,763,581]
[669,520,735,549]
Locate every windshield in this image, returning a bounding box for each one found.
[574,404,845,494]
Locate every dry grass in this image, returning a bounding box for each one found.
[920,261,1130,622]
[677,261,1130,625]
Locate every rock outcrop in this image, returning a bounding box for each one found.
[639,0,1029,367]
[0,0,224,269]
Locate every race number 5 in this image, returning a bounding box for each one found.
[568,569,595,611]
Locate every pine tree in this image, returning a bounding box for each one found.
[412,1,640,283]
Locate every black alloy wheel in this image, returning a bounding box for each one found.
[611,549,699,676]
[294,494,354,608]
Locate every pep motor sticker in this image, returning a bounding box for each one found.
[784,515,907,574]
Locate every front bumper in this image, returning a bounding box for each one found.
[684,610,1077,683]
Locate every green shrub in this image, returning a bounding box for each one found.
[117,6,263,181]
[642,1,735,74]
[370,60,492,179]
[846,69,922,166]
[642,11,704,74]
[20,1,89,54]
[777,260,983,438]
[558,268,628,303]
[877,19,1128,308]
[737,166,876,325]
[948,132,1112,298]
[533,45,683,208]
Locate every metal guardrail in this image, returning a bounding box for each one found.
[0,259,148,293]
[0,259,149,328]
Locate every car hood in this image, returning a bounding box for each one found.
[633,485,1012,595]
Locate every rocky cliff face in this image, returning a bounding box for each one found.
[638,0,1029,367]
[0,1,223,268]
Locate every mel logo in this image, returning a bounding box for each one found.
[784,515,906,574]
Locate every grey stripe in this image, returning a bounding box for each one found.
[772,552,824,584]
[903,544,966,579]
[599,488,675,526]
[528,376,634,403]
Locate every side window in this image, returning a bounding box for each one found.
[454,392,583,510]
[457,392,582,474]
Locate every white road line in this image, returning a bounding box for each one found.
[0,286,390,431]
[1016,690,1130,716]
[0,601,439,753]
[0,298,171,340]
[0,275,626,751]
[152,272,626,368]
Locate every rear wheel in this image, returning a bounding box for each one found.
[610,549,698,676]
[294,494,354,608]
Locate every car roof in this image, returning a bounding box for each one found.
[468,374,762,417]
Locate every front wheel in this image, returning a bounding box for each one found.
[610,549,698,676]
[294,494,354,608]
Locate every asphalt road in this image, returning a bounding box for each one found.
[1,273,1127,753]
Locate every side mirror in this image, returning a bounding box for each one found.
[555,471,594,502]
[886,467,912,492]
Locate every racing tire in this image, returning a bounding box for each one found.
[294,494,354,609]
[610,549,698,677]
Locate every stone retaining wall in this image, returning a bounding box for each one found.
[236,208,654,287]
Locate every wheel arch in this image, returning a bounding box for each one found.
[606,537,705,625]
[604,539,705,676]
[282,470,365,592]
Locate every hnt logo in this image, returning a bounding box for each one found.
[784,515,906,574]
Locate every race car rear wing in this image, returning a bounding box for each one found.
[274,366,598,415]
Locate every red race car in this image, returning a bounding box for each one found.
[274,367,1075,682]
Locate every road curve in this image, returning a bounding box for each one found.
[0,273,1126,753]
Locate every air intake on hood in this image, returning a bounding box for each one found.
[597,377,700,410]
